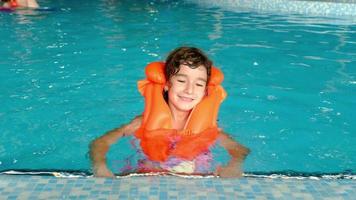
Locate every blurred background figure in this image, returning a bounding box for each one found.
[1,0,39,8]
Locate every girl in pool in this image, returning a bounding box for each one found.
[1,0,39,8]
[89,47,250,178]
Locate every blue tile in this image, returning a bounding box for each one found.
[341,192,349,196]
[252,185,261,192]
[266,195,275,200]
[139,195,148,200]
[7,183,17,187]
[100,191,110,195]
[159,191,168,200]
[245,192,255,198]
[214,185,224,192]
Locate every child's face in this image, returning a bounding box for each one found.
[166,64,207,113]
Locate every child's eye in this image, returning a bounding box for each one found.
[177,80,186,83]
[196,83,205,87]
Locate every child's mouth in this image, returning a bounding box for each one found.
[178,96,194,102]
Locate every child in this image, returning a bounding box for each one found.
[89,47,250,178]
[1,0,39,8]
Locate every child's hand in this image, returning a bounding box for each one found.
[93,165,115,178]
[214,164,243,178]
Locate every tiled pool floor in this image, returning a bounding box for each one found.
[0,174,355,199]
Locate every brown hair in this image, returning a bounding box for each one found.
[164,47,212,83]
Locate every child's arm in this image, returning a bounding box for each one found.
[215,130,250,178]
[89,116,142,177]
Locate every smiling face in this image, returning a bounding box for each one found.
[166,64,208,113]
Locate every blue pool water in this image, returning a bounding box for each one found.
[0,0,355,176]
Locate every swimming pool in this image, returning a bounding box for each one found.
[0,0,355,177]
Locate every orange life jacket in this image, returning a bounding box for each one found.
[135,62,226,162]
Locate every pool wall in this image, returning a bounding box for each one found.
[188,0,356,17]
[0,175,355,199]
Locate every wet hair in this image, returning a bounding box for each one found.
[164,46,212,83]
[1,0,10,2]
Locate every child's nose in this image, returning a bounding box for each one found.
[185,83,194,94]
